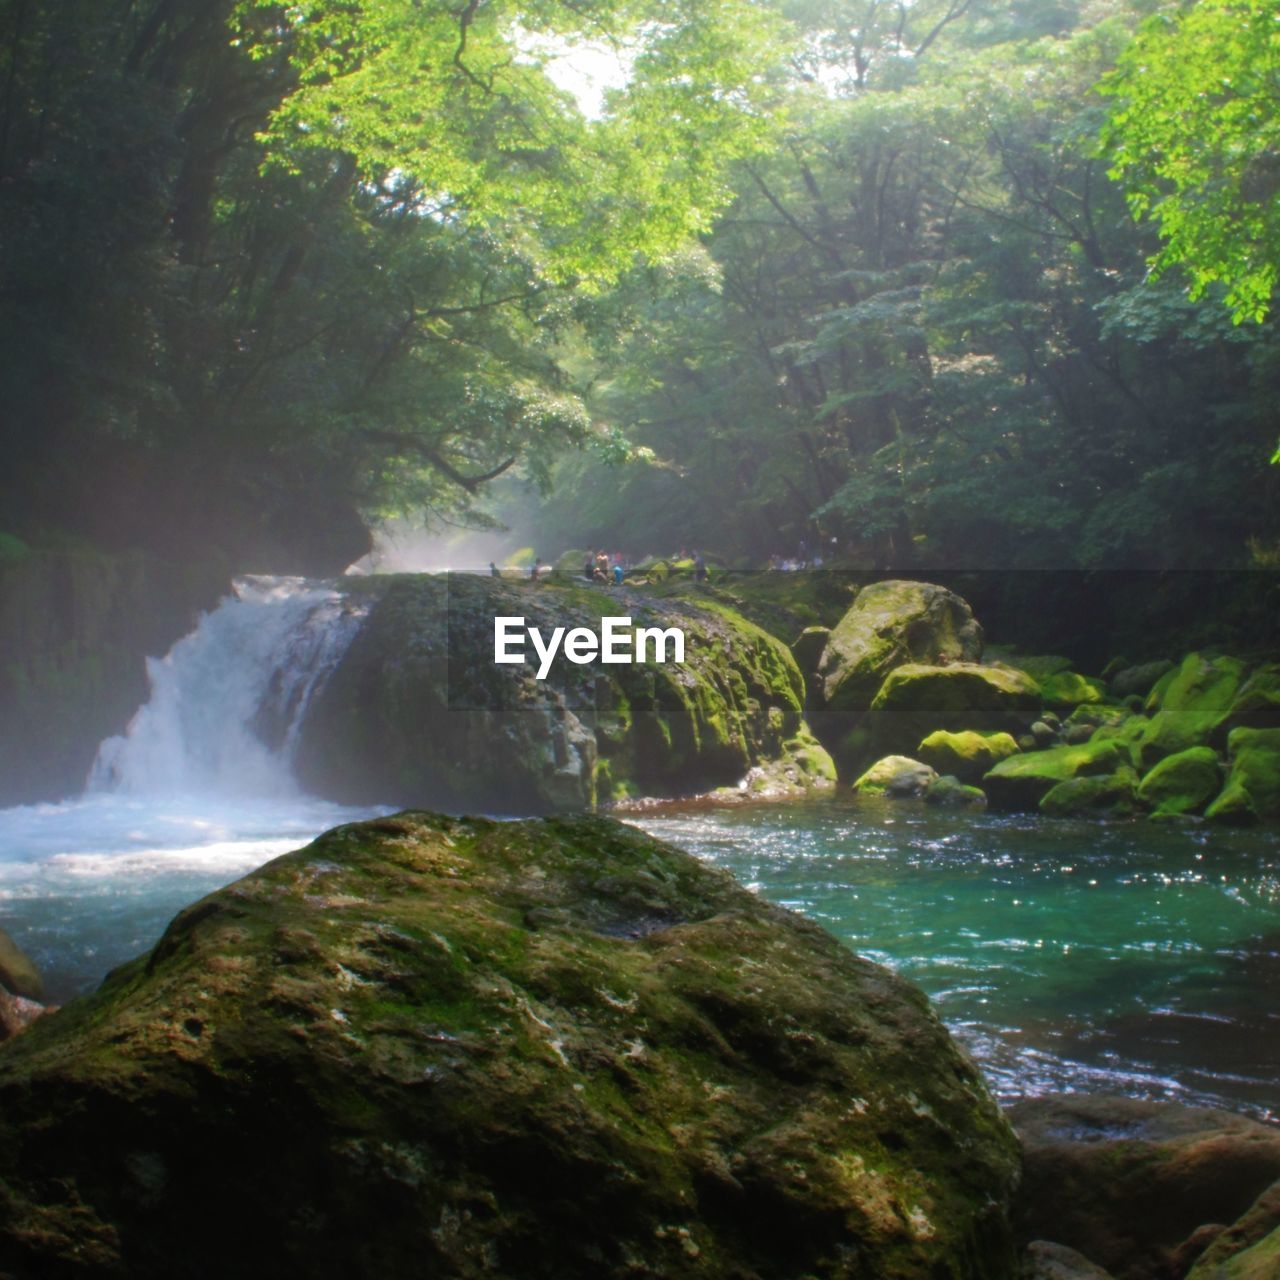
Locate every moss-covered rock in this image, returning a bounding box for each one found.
[0,927,43,1001]
[815,580,983,734]
[853,755,938,798]
[1143,665,1181,715]
[1212,664,1280,745]
[1010,1097,1280,1280]
[296,576,822,812]
[1040,672,1107,714]
[1039,768,1139,819]
[1136,747,1222,818]
[917,730,1020,784]
[982,740,1125,811]
[1065,703,1128,731]
[1136,654,1247,771]
[1187,1180,1280,1279]
[924,775,988,810]
[1205,727,1280,826]
[734,729,837,799]
[0,812,1020,1279]
[1092,715,1151,770]
[867,664,1041,760]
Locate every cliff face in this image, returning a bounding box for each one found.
[0,811,1019,1279]
[295,574,834,813]
[0,549,229,804]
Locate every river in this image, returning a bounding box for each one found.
[0,577,1275,1123]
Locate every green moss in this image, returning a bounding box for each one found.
[299,576,820,812]
[1137,653,1246,769]
[816,581,984,733]
[1092,714,1150,769]
[1039,767,1139,818]
[917,730,1019,784]
[983,739,1125,811]
[1040,671,1107,713]
[853,755,937,797]
[924,776,988,810]
[0,813,1020,1279]
[1206,727,1280,825]
[1136,746,1222,818]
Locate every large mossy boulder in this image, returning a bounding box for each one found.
[1205,727,1280,826]
[1136,654,1247,772]
[815,581,983,732]
[867,663,1041,760]
[917,730,1020,784]
[1038,767,1139,819]
[296,576,828,812]
[853,755,938,798]
[982,739,1124,811]
[0,813,1020,1279]
[1010,1097,1280,1280]
[1136,747,1222,818]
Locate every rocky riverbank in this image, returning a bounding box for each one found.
[723,575,1280,826]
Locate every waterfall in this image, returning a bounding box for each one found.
[90,577,366,798]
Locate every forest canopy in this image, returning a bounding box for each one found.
[0,0,1277,571]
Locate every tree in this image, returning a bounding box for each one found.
[1102,0,1280,326]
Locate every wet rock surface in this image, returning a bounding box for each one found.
[1010,1097,1280,1280]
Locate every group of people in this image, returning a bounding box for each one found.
[584,550,625,585]
[768,535,840,571]
[488,547,712,585]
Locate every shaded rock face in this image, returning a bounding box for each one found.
[0,813,1019,1280]
[1187,1179,1280,1278]
[296,576,830,813]
[0,549,229,805]
[867,664,1041,760]
[1010,1097,1280,1280]
[815,581,983,742]
[1023,1240,1116,1279]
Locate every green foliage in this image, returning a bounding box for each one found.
[0,0,783,562]
[1102,0,1280,325]
[528,0,1280,568]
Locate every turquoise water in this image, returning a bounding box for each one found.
[1,789,1276,1122]
[630,797,1280,1122]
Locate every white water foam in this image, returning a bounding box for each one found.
[0,576,382,997]
[90,576,366,797]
